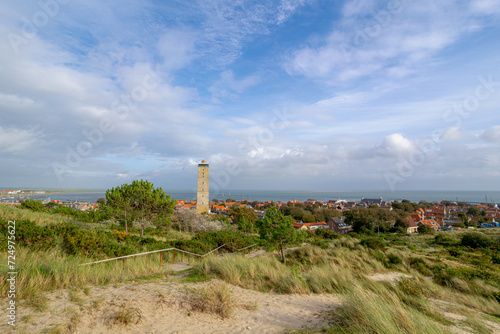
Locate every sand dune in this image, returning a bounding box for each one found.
[8,279,341,334]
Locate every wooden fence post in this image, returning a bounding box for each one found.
[173,250,176,263]
[160,252,162,267]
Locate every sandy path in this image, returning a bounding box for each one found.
[7,279,341,334]
[368,271,411,284]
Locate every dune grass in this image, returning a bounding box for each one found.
[197,243,385,295]
[198,236,500,333]
[0,205,70,226]
[0,247,170,302]
[327,284,451,334]
[185,281,235,319]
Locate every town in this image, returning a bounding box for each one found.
[2,188,499,234]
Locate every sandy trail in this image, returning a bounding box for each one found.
[6,279,341,334]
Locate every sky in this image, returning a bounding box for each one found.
[1,0,500,195]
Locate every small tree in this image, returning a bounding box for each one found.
[392,219,410,234]
[457,212,469,226]
[418,225,434,234]
[106,185,134,233]
[467,206,481,217]
[237,217,256,234]
[258,207,297,264]
[105,180,176,236]
[229,207,258,225]
[20,199,46,212]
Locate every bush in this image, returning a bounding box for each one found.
[432,264,494,288]
[315,229,339,240]
[447,247,464,257]
[409,257,433,276]
[418,225,435,234]
[193,230,259,250]
[0,219,56,250]
[186,281,234,319]
[20,200,46,212]
[492,252,500,265]
[461,233,493,249]
[434,233,455,246]
[360,237,386,250]
[372,250,387,267]
[387,253,402,265]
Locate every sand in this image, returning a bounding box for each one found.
[5,279,341,334]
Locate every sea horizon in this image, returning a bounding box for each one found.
[24,189,500,205]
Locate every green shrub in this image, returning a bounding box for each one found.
[0,219,56,250]
[492,291,500,303]
[492,252,500,265]
[418,225,435,234]
[315,229,339,240]
[360,237,386,250]
[434,233,455,246]
[20,199,46,212]
[63,229,109,257]
[387,253,402,265]
[408,257,433,276]
[447,247,463,257]
[372,250,386,263]
[461,233,493,249]
[193,230,259,250]
[432,264,495,289]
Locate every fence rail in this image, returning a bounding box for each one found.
[79,243,258,266]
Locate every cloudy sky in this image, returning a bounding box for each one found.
[1,0,499,193]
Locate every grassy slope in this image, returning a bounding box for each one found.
[198,230,500,333]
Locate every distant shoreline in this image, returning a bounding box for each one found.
[4,189,496,205]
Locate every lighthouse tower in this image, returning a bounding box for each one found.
[196,160,209,214]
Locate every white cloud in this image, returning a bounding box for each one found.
[0,126,43,154]
[209,70,261,102]
[157,30,197,70]
[275,0,314,24]
[0,93,34,108]
[341,0,376,17]
[470,0,500,14]
[198,0,310,67]
[440,127,474,142]
[285,1,492,81]
[377,133,417,158]
[480,126,500,143]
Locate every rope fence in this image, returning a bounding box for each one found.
[79,243,258,267]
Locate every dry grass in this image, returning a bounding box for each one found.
[0,205,69,226]
[328,284,451,334]
[199,254,309,294]
[106,301,142,326]
[0,247,170,300]
[198,244,384,295]
[185,281,235,319]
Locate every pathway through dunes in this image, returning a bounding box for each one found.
[6,280,340,334]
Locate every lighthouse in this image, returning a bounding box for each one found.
[196,160,209,214]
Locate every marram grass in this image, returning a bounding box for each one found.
[0,247,170,299]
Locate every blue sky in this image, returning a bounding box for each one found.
[0,0,499,194]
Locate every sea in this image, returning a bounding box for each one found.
[32,190,500,205]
